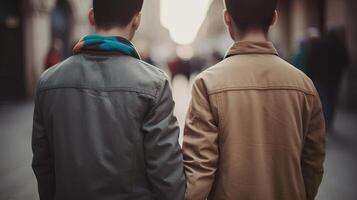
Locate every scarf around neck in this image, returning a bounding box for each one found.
[73,35,141,59]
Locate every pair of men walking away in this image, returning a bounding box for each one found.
[32,0,325,199]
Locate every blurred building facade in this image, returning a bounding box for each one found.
[23,0,92,97]
[0,0,92,100]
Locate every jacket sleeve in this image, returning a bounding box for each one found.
[142,77,186,200]
[183,77,219,200]
[302,94,326,200]
[32,88,56,200]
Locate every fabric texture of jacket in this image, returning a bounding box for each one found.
[183,41,326,200]
[32,37,185,200]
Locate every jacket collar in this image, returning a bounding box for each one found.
[225,41,279,58]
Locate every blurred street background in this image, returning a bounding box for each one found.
[1,0,357,199]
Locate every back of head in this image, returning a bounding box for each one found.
[93,0,144,30]
[224,0,278,32]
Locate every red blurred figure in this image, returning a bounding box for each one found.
[44,38,63,69]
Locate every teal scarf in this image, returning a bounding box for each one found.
[73,35,140,59]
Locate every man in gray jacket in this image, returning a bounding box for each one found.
[32,0,185,199]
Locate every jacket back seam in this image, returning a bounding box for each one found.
[38,85,157,98]
[208,86,316,96]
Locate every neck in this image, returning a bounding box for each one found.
[234,30,268,42]
[95,27,132,41]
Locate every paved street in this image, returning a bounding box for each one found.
[0,101,39,200]
[1,79,357,199]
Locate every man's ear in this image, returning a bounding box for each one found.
[132,13,141,31]
[223,9,232,28]
[271,10,278,26]
[89,8,96,26]
[224,9,237,40]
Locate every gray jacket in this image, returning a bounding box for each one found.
[32,53,185,200]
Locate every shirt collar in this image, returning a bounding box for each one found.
[225,41,279,58]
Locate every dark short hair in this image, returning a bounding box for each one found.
[93,0,144,29]
[225,0,277,32]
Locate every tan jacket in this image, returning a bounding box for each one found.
[183,41,326,200]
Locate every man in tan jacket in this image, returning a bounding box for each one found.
[183,0,326,199]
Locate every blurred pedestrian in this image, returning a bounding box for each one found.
[168,56,191,80]
[183,0,326,200]
[44,38,63,69]
[211,50,223,64]
[189,56,205,75]
[32,0,185,200]
[168,56,180,79]
[138,43,155,65]
[292,27,321,73]
[141,50,155,65]
[306,28,349,131]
